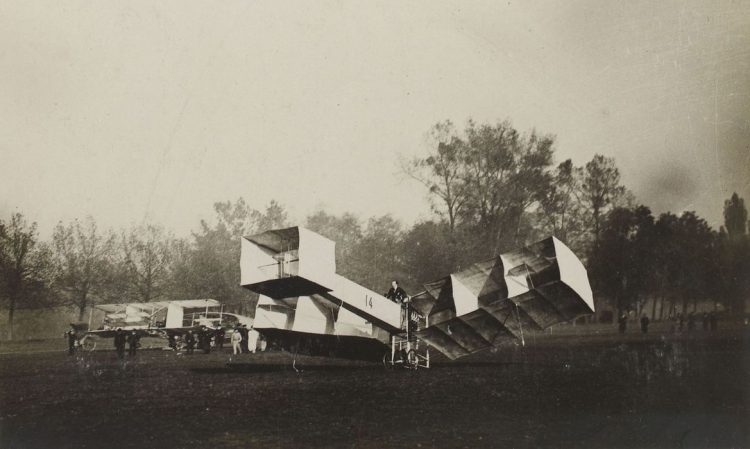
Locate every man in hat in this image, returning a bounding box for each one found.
[127,330,140,356]
[114,328,127,359]
[214,324,225,350]
[184,330,196,355]
[64,324,78,356]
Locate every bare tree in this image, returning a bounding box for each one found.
[0,213,52,339]
[51,217,115,321]
[119,224,175,303]
[460,120,554,253]
[402,120,468,233]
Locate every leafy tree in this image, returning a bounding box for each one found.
[257,200,289,232]
[348,215,409,292]
[406,120,555,255]
[651,212,681,318]
[401,220,458,285]
[0,213,53,339]
[212,197,263,238]
[171,199,289,315]
[717,193,750,314]
[581,154,627,244]
[403,120,468,232]
[536,159,589,254]
[305,210,363,280]
[459,120,555,254]
[51,217,115,320]
[672,212,715,314]
[724,192,747,237]
[118,224,176,303]
[588,206,655,315]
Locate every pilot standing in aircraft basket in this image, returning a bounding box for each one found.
[386,281,415,331]
[385,280,408,304]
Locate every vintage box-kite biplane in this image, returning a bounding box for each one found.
[241,226,594,368]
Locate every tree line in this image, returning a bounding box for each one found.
[1,119,748,339]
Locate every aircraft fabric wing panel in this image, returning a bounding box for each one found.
[432,318,492,354]
[480,297,542,339]
[414,326,470,360]
[510,290,566,329]
[458,308,515,345]
[535,282,595,321]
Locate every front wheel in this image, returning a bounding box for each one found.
[382,352,393,369]
[80,335,98,352]
[406,349,419,369]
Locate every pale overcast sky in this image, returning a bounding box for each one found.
[1,1,748,237]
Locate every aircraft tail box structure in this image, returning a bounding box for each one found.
[241,227,403,334]
[412,237,594,360]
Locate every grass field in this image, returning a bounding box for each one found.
[0,328,748,449]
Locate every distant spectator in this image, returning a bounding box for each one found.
[618,314,627,334]
[185,331,196,355]
[640,315,650,334]
[239,325,250,353]
[231,329,243,355]
[114,328,127,359]
[200,327,211,354]
[678,313,684,332]
[128,331,140,356]
[215,325,225,350]
[64,325,78,356]
[687,312,696,333]
[247,326,259,354]
[168,333,177,351]
[709,312,718,331]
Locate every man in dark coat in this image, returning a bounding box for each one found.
[128,331,140,356]
[185,331,196,355]
[168,333,177,351]
[687,312,696,332]
[640,314,650,334]
[618,314,627,334]
[214,325,225,350]
[114,328,127,359]
[385,280,408,304]
[64,325,78,356]
[199,327,211,354]
[239,325,250,353]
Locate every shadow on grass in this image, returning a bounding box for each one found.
[193,363,385,374]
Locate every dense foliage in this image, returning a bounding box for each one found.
[1,119,747,338]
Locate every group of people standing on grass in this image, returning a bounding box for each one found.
[64,322,261,359]
[673,311,719,333]
[64,324,139,358]
[617,311,720,335]
[113,328,140,359]
[230,324,260,355]
[617,314,651,334]
[165,323,258,356]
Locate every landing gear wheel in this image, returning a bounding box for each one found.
[406,349,418,369]
[80,335,98,352]
[383,352,393,369]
